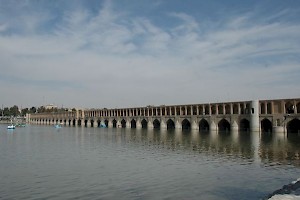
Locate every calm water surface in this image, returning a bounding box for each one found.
[0,125,299,200]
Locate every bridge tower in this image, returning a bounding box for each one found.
[250,100,260,132]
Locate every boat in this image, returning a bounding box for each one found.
[54,124,62,129]
[7,119,16,129]
[7,124,16,129]
[16,123,26,127]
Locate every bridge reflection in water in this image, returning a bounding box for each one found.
[80,127,300,168]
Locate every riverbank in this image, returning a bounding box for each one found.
[0,119,26,124]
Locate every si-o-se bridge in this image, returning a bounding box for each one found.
[28,98,300,134]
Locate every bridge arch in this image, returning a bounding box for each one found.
[199,119,209,132]
[104,119,109,127]
[182,119,191,130]
[141,119,147,129]
[112,119,117,128]
[239,118,250,132]
[218,119,230,132]
[287,118,300,134]
[166,119,175,129]
[131,119,136,128]
[121,119,126,128]
[153,119,160,129]
[261,118,272,133]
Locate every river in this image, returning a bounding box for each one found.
[0,125,299,200]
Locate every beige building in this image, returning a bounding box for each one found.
[45,104,58,110]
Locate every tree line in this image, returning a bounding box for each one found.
[0,105,75,117]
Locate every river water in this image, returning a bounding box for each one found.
[0,124,299,200]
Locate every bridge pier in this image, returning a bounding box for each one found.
[117,120,121,128]
[210,120,217,131]
[231,120,238,132]
[175,118,181,130]
[147,119,154,129]
[108,120,113,128]
[87,120,92,127]
[136,119,142,129]
[191,117,199,130]
[273,126,286,134]
[161,119,167,129]
[250,100,260,132]
[126,120,131,128]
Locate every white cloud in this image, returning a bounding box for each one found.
[0,1,299,108]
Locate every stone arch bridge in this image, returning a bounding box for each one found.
[28,98,300,134]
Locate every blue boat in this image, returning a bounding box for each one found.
[54,124,62,129]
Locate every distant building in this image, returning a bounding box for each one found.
[45,104,58,110]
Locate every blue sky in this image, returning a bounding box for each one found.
[0,0,300,108]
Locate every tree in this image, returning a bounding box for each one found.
[10,105,20,117]
[21,108,29,116]
[37,106,46,113]
[30,107,37,113]
[3,107,10,116]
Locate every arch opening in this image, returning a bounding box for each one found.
[239,119,250,132]
[153,119,160,129]
[182,119,191,130]
[166,119,175,129]
[287,118,300,135]
[104,120,109,127]
[131,119,136,128]
[112,119,117,128]
[261,118,272,133]
[141,119,147,129]
[121,119,126,128]
[199,119,209,132]
[218,119,230,133]
[90,120,94,127]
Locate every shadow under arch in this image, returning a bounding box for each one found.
[112,119,117,128]
[261,118,272,133]
[153,119,160,129]
[131,119,136,128]
[182,119,191,130]
[218,119,230,133]
[104,119,109,127]
[199,119,209,132]
[121,119,126,128]
[287,118,300,134]
[167,119,175,129]
[141,119,147,129]
[239,118,250,132]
